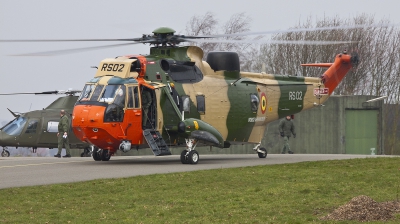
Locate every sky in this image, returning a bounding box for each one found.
[0,0,399,124]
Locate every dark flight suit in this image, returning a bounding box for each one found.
[57,115,71,156]
[142,90,152,127]
[279,117,296,154]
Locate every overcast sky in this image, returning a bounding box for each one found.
[0,0,399,124]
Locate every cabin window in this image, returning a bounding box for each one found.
[181,95,190,113]
[25,120,38,134]
[79,84,95,101]
[2,117,27,136]
[127,86,139,108]
[250,93,259,112]
[196,95,205,114]
[47,121,59,133]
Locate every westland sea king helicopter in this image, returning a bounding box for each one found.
[0,26,362,163]
[0,90,93,157]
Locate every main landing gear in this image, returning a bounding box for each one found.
[180,140,268,164]
[253,143,267,158]
[180,138,199,164]
[80,146,93,157]
[92,146,111,161]
[1,147,10,157]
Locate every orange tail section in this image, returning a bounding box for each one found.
[302,52,357,95]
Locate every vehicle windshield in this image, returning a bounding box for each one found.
[1,117,27,136]
[101,85,127,122]
[99,85,125,104]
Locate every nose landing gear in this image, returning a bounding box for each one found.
[1,147,10,157]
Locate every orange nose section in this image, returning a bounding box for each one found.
[72,104,121,151]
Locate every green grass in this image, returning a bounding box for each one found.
[1,157,400,223]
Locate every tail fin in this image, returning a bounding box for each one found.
[301,51,358,95]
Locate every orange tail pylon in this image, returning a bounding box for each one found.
[302,51,357,95]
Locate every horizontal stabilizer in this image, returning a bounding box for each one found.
[301,63,333,68]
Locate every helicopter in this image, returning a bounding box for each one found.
[0,26,360,164]
[0,90,92,157]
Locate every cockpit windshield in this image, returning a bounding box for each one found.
[100,85,125,104]
[101,85,126,122]
[1,117,27,136]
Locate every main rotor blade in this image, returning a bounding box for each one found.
[10,42,139,56]
[190,39,357,45]
[201,23,400,38]
[0,38,140,42]
[0,91,58,95]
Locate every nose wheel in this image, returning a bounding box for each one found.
[92,147,111,161]
[1,147,10,157]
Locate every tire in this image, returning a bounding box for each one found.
[258,147,267,158]
[188,150,199,164]
[1,150,10,157]
[101,149,111,161]
[180,150,189,164]
[82,147,93,157]
[92,147,102,161]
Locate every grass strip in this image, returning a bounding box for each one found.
[1,157,400,223]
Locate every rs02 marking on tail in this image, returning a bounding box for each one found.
[288,91,303,100]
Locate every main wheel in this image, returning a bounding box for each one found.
[1,150,10,157]
[180,150,189,164]
[81,147,93,157]
[188,150,199,164]
[257,147,267,158]
[92,147,102,161]
[101,149,111,161]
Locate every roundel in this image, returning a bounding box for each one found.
[261,92,267,114]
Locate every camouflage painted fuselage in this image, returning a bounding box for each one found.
[73,45,353,151]
[145,46,349,146]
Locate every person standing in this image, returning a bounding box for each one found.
[279,115,296,154]
[54,110,71,158]
[141,88,152,128]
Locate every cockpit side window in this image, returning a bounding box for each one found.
[79,84,95,101]
[25,120,39,134]
[2,117,27,136]
[127,86,139,108]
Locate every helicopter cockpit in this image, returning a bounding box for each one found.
[78,84,128,122]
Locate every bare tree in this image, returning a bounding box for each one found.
[185,12,219,57]
[254,14,400,154]
[185,12,254,67]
